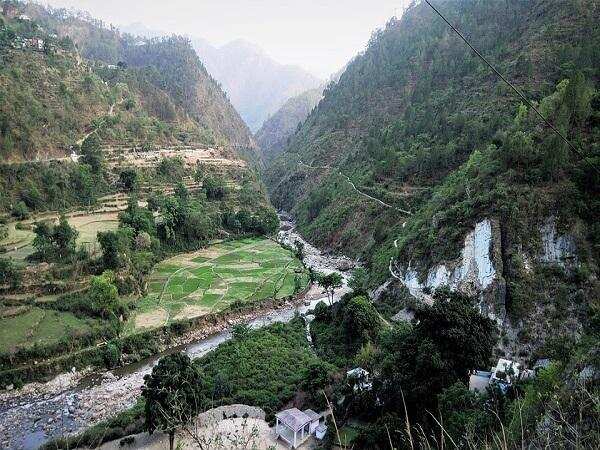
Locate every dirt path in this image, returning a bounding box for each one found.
[76,98,124,147]
[295,154,412,215]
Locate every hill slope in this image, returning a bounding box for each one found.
[193,38,323,132]
[255,87,323,162]
[0,1,256,162]
[265,0,600,353]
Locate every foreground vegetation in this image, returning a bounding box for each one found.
[48,285,600,450]
[44,318,328,449]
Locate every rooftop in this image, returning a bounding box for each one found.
[276,408,312,432]
[303,409,321,421]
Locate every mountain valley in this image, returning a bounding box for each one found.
[0,1,598,449]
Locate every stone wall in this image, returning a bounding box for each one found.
[197,404,266,426]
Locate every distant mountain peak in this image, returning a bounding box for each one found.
[193,40,322,132]
[219,38,265,55]
[119,25,322,132]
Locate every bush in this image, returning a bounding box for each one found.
[31,216,79,262]
[0,257,22,288]
[11,201,29,220]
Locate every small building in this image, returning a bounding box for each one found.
[315,423,328,440]
[469,370,492,393]
[304,409,321,434]
[24,38,44,51]
[275,408,323,448]
[70,149,80,163]
[491,358,520,385]
[469,359,521,394]
[18,14,31,21]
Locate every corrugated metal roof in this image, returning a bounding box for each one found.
[276,408,312,431]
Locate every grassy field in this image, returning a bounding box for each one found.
[0,222,36,260]
[0,212,119,260]
[130,236,309,330]
[0,306,98,353]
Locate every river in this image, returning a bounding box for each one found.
[0,214,355,449]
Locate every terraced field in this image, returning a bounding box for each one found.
[0,306,98,353]
[0,211,120,260]
[131,237,309,330]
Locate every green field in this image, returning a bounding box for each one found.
[0,212,119,261]
[0,222,36,260]
[131,236,309,330]
[0,307,98,353]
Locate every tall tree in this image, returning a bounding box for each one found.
[376,290,497,420]
[142,353,205,450]
[80,134,104,173]
[318,272,343,305]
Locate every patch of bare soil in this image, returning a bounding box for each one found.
[134,309,168,329]
[173,305,212,320]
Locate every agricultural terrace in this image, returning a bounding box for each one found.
[0,211,120,261]
[0,306,99,354]
[131,236,309,330]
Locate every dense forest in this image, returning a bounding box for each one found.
[255,86,324,162]
[266,0,600,353]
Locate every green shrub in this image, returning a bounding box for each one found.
[11,201,29,220]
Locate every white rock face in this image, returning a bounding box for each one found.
[426,265,451,290]
[539,217,577,265]
[463,219,496,290]
[398,219,497,297]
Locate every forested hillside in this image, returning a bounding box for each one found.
[0,0,256,162]
[266,0,600,349]
[255,87,323,162]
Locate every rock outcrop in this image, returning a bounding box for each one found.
[538,217,578,267]
[392,219,506,324]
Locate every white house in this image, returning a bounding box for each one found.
[315,423,328,440]
[469,359,521,394]
[491,358,520,384]
[70,149,80,163]
[18,14,31,21]
[275,408,324,448]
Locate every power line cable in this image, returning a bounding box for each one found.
[422,0,600,176]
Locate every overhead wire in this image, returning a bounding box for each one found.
[421,0,600,176]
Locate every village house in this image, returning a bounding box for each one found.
[469,358,521,394]
[275,408,326,448]
[25,37,44,51]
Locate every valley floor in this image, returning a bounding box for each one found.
[0,219,353,449]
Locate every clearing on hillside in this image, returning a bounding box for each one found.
[0,306,99,354]
[0,211,119,261]
[130,236,309,330]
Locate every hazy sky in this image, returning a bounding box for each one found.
[40,0,407,78]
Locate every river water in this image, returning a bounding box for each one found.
[0,215,354,449]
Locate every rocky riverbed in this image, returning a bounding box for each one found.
[0,215,354,449]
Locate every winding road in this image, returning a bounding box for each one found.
[296,155,412,215]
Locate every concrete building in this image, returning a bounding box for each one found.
[275,408,325,448]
